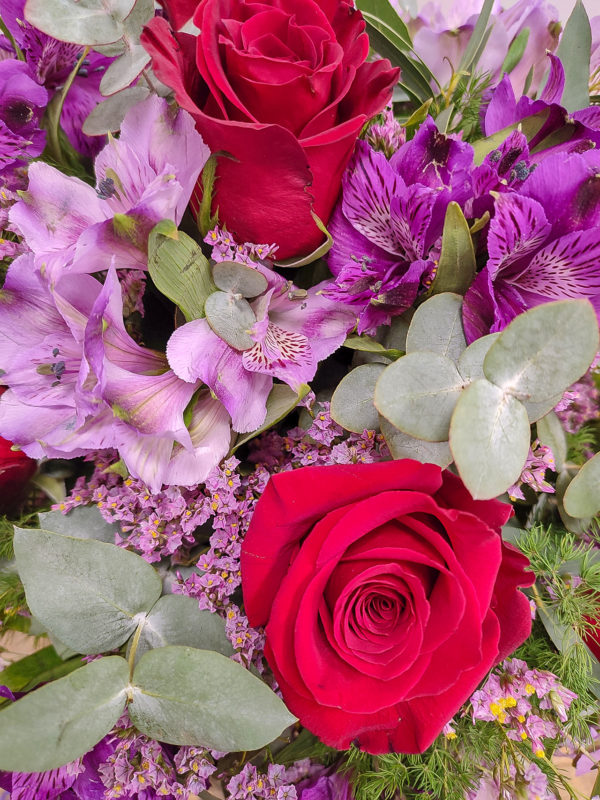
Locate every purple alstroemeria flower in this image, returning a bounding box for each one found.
[325,118,474,333]
[0,59,47,173]
[167,262,356,434]
[462,148,600,341]
[482,56,600,158]
[1,0,111,158]
[10,94,210,281]
[297,770,355,800]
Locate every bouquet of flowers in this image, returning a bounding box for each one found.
[0,0,599,798]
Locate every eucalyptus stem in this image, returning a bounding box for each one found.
[127,617,145,681]
[45,46,90,165]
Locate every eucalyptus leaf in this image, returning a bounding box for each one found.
[536,411,567,472]
[424,205,476,297]
[212,261,268,298]
[231,383,310,453]
[127,595,233,665]
[380,417,453,467]
[331,364,386,434]
[130,646,296,751]
[523,392,564,424]
[483,300,599,403]
[99,45,150,96]
[555,0,591,112]
[374,352,465,442]
[148,221,217,322]
[14,528,162,653]
[457,333,499,382]
[449,378,531,500]
[24,0,135,45]
[204,291,256,350]
[0,656,129,771]
[563,453,600,518]
[83,86,150,135]
[406,292,466,362]
[556,470,592,535]
[38,505,117,543]
[383,308,414,352]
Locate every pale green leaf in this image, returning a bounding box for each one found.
[99,45,150,96]
[14,528,162,654]
[555,0,591,112]
[24,0,135,45]
[343,334,403,361]
[458,0,494,71]
[449,379,531,499]
[127,595,233,665]
[536,411,567,472]
[331,364,386,434]
[523,392,564,424]
[38,506,117,543]
[212,262,268,298]
[563,453,600,518]
[483,300,599,403]
[424,205,476,297]
[406,292,466,362]
[380,417,453,467]
[148,222,217,323]
[457,333,499,382]
[0,656,128,771]
[130,646,296,751]
[204,291,256,350]
[374,352,465,442]
[501,28,530,74]
[83,86,150,135]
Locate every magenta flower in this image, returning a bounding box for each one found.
[10,94,210,280]
[167,261,356,433]
[0,59,47,173]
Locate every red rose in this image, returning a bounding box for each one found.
[0,390,36,513]
[142,0,399,259]
[241,460,534,753]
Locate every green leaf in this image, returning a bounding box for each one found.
[147,222,217,323]
[457,333,499,382]
[204,291,256,350]
[38,506,117,543]
[231,383,310,453]
[536,411,567,472]
[374,352,465,442]
[331,364,386,434]
[0,646,83,695]
[0,656,129,771]
[380,417,452,467]
[127,594,233,665]
[406,292,467,363]
[99,45,150,95]
[556,470,592,535]
[458,0,494,71]
[501,28,530,74]
[555,0,591,112]
[129,646,296,751]
[449,379,531,499]
[563,453,600,518]
[212,261,268,298]
[523,392,564,424]
[425,205,476,297]
[343,334,403,361]
[354,0,412,49]
[483,300,599,403]
[24,0,135,45]
[14,528,162,654]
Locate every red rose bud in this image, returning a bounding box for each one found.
[141,0,399,259]
[241,460,534,754]
[0,435,36,514]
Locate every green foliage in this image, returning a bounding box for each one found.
[566,424,599,466]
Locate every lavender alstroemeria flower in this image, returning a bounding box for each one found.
[10,94,210,280]
[462,148,600,341]
[167,259,356,434]
[0,59,47,173]
[325,118,474,333]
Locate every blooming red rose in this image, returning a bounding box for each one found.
[0,391,36,513]
[241,460,534,753]
[142,0,399,259]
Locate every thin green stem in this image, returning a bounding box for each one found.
[45,46,90,165]
[127,617,145,682]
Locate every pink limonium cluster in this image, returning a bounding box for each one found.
[507,439,556,502]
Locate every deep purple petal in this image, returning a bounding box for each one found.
[539,53,565,104]
[487,193,551,279]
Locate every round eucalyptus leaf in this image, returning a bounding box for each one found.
[449,379,531,500]
[130,646,296,751]
[127,595,233,665]
[457,333,499,382]
[99,46,150,96]
[330,364,386,434]
[536,411,567,472]
[374,352,465,442]
[406,292,467,362]
[523,392,564,423]
[13,528,162,654]
[24,0,135,45]
[83,86,150,135]
[563,452,600,518]
[556,470,592,534]
[204,291,256,350]
[483,300,599,402]
[38,506,117,543]
[212,262,268,298]
[0,656,128,771]
[380,417,452,467]
[383,308,414,352]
